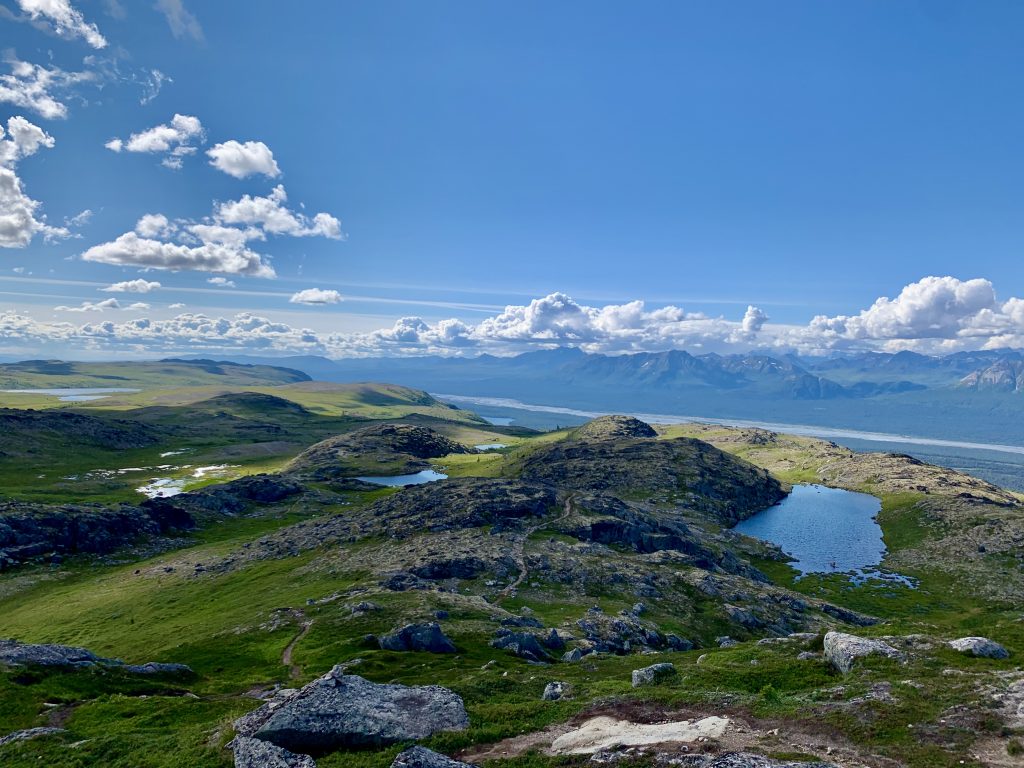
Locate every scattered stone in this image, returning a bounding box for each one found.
[0,727,67,748]
[231,735,315,767]
[666,634,694,651]
[0,639,192,675]
[491,630,551,662]
[391,746,476,768]
[378,623,457,654]
[717,636,739,648]
[542,681,569,701]
[562,648,583,663]
[823,631,901,674]
[631,662,676,687]
[121,662,194,675]
[237,669,468,753]
[948,636,1009,659]
[797,651,820,661]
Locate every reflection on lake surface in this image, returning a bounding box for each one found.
[734,484,913,584]
[356,469,448,487]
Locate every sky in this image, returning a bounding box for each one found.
[1,0,1024,359]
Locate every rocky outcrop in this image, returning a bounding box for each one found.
[290,424,470,479]
[391,746,476,768]
[0,727,67,748]
[237,669,468,753]
[631,662,676,687]
[0,408,160,456]
[0,500,194,570]
[490,630,551,662]
[0,639,193,675]
[948,636,1009,659]
[231,736,316,767]
[823,631,901,674]
[519,437,786,525]
[571,415,657,440]
[365,478,555,537]
[378,623,457,653]
[542,681,569,700]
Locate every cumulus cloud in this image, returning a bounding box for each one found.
[16,0,107,49]
[81,184,341,277]
[207,276,235,288]
[290,288,342,305]
[106,114,205,169]
[154,0,203,41]
[792,276,1024,352]
[207,140,280,179]
[216,185,344,238]
[125,301,149,310]
[0,56,95,120]
[100,279,161,293]
[0,115,70,248]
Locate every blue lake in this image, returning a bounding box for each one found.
[734,484,909,582]
[474,443,508,451]
[356,469,448,487]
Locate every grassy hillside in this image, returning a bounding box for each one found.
[2,401,1023,767]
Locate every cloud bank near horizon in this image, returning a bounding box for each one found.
[5,276,1024,360]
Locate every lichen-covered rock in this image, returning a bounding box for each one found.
[948,636,1009,659]
[542,681,569,700]
[823,631,901,674]
[231,736,315,767]
[0,639,192,675]
[391,746,477,768]
[237,669,468,753]
[631,662,676,687]
[571,415,657,441]
[378,623,457,654]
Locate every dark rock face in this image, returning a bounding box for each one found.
[490,629,552,661]
[366,479,555,536]
[290,424,470,478]
[238,669,469,753]
[519,437,785,525]
[208,474,304,503]
[378,623,457,653]
[391,746,476,768]
[0,639,193,675]
[571,415,657,440]
[564,493,712,558]
[0,502,194,570]
[232,736,316,767]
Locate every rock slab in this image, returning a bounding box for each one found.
[238,668,468,753]
[232,736,316,767]
[631,662,676,687]
[948,636,1009,659]
[391,746,477,767]
[823,631,901,674]
[378,623,457,654]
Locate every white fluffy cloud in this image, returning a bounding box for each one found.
[207,276,235,288]
[290,288,342,305]
[17,0,107,49]
[0,57,94,120]
[100,279,161,293]
[81,186,342,277]
[216,185,343,238]
[207,140,280,179]
[792,276,1024,352]
[106,114,205,169]
[0,115,70,248]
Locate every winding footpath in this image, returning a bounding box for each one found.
[496,495,575,604]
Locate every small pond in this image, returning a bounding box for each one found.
[734,484,911,583]
[474,443,508,451]
[2,387,140,402]
[355,469,448,487]
[482,416,514,426]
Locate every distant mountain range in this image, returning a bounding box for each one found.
[189,348,1024,445]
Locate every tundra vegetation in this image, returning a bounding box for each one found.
[0,361,1022,767]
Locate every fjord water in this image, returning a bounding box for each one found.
[735,484,888,577]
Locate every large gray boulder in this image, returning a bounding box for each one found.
[231,736,315,767]
[0,727,67,748]
[391,746,477,767]
[0,639,193,675]
[236,668,468,753]
[378,623,457,654]
[948,636,1009,659]
[823,631,901,674]
[631,662,676,687]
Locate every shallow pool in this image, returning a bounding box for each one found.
[355,469,448,487]
[734,483,908,581]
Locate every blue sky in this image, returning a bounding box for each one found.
[2,1,1024,359]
